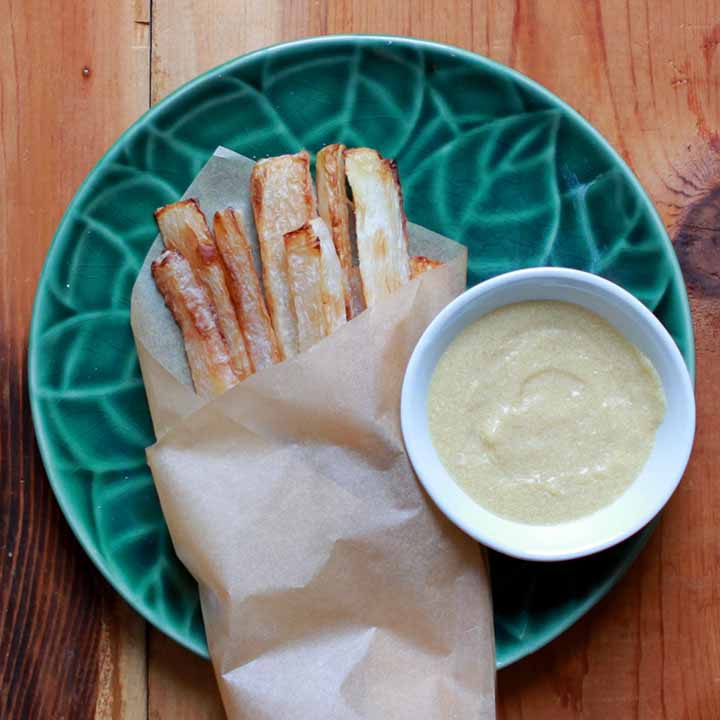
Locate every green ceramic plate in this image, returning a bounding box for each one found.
[29,36,694,669]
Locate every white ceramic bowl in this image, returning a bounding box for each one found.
[401,267,695,561]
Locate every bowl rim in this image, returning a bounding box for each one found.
[401,266,696,561]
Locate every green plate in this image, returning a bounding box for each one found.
[29,36,694,669]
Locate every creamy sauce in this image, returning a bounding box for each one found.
[428,301,666,524]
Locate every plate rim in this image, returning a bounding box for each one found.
[28,33,696,667]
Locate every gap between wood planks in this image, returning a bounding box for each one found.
[93,1,152,718]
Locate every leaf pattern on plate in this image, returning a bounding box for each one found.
[92,467,205,648]
[403,110,562,284]
[28,38,694,667]
[548,168,667,289]
[261,44,426,155]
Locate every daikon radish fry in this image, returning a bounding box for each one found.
[316,144,353,315]
[154,199,252,380]
[311,217,347,335]
[213,209,283,370]
[410,255,443,279]
[284,224,326,353]
[348,266,366,318]
[151,250,239,397]
[344,148,411,308]
[251,151,316,359]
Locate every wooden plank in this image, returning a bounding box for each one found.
[0,0,150,717]
[151,0,283,103]
[94,14,154,719]
[139,1,720,718]
[94,596,147,720]
[151,0,500,101]
[147,630,226,719]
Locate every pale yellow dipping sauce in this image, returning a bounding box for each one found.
[428,301,666,524]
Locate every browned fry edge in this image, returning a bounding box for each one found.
[154,197,200,227]
[151,244,220,340]
[386,157,410,256]
[155,198,221,263]
[250,150,316,226]
[410,255,443,279]
[213,208,283,367]
[284,222,320,254]
[343,148,411,307]
[284,223,325,352]
[155,197,254,379]
[150,249,238,396]
[317,144,354,316]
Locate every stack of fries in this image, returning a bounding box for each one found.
[151,145,441,397]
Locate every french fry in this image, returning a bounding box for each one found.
[151,249,239,397]
[155,199,252,380]
[410,255,443,279]
[251,151,316,359]
[344,148,410,308]
[284,224,326,352]
[316,144,353,316]
[348,266,366,318]
[311,217,347,334]
[213,209,283,370]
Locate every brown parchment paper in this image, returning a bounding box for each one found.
[131,148,495,719]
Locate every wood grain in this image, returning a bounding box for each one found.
[0,0,150,717]
[3,0,719,717]
[94,595,147,720]
[147,631,225,720]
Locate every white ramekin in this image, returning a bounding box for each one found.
[401,267,696,561]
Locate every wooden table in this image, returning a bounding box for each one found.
[2,1,718,717]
